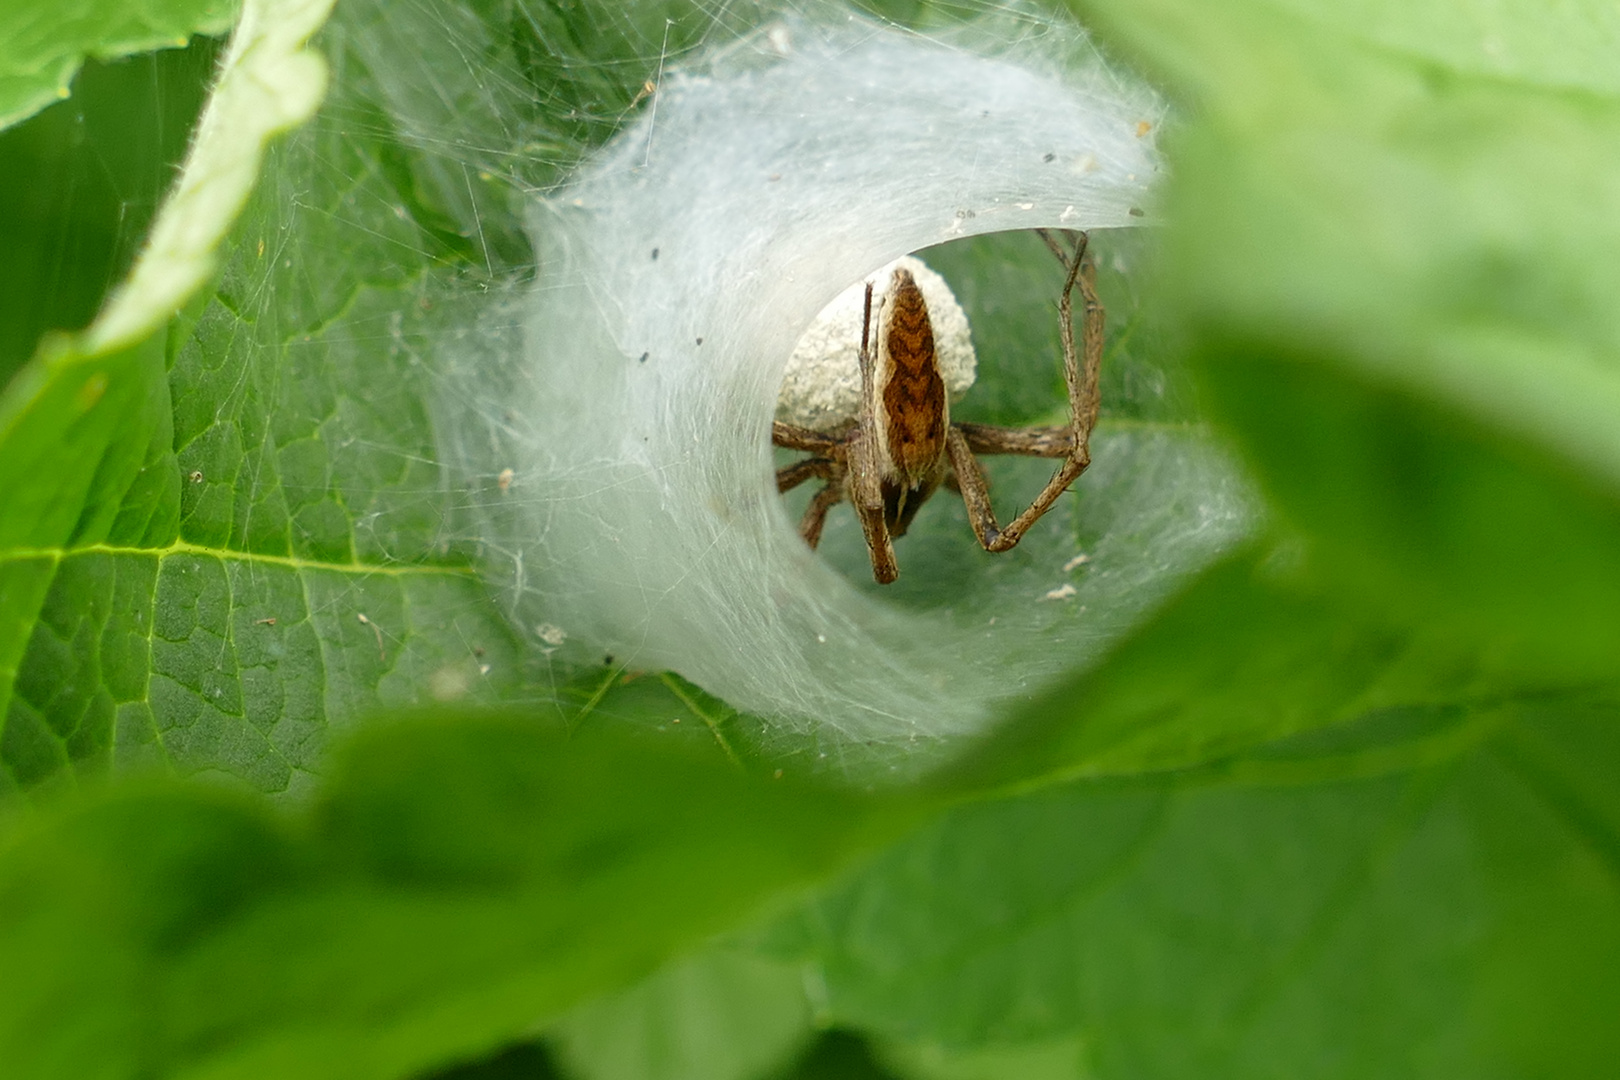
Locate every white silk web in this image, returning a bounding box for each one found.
[435,8,1254,776]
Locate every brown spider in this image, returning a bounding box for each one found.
[772,229,1102,584]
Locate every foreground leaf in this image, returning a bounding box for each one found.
[0,0,236,129]
[550,946,815,1080]
[1073,0,1620,681]
[779,699,1620,1078]
[0,713,913,1080]
[939,539,1530,795]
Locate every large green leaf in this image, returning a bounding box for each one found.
[0,713,912,1080]
[777,700,1620,1078]
[0,0,236,129]
[0,0,531,798]
[4,2,1619,1079]
[3,0,1263,796]
[1070,0,1620,679]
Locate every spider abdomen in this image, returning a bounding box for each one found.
[874,268,949,489]
[772,231,1100,584]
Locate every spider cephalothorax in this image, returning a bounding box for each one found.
[773,229,1102,584]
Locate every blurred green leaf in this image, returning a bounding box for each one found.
[0,0,236,129]
[4,2,1620,1080]
[0,713,913,1080]
[1072,0,1620,679]
[877,1035,1089,1080]
[423,1041,567,1080]
[936,528,1590,795]
[936,543,1471,792]
[765,1030,906,1080]
[550,946,814,1080]
[777,700,1620,1078]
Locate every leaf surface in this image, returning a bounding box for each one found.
[1073,0,1620,678]
[4,3,1620,1079]
[0,0,237,128]
[0,714,913,1080]
[780,702,1620,1078]
[0,0,541,796]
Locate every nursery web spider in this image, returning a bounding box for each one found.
[773,229,1102,584]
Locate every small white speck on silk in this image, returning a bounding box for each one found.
[465,10,1173,776]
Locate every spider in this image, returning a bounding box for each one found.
[772,229,1102,584]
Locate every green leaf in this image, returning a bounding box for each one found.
[550,946,814,1080]
[0,713,914,1080]
[938,542,1510,793]
[3,0,1261,795]
[0,331,181,795]
[7,3,1619,1078]
[421,1042,568,1080]
[1071,0,1620,679]
[766,1030,908,1080]
[0,0,237,129]
[778,700,1620,1077]
[0,40,222,386]
[4,543,532,798]
[878,1035,1089,1080]
[0,0,533,797]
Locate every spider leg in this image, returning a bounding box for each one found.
[946,427,1002,549]
[777,456,838,494]
[950,233,1104,553]
[848,280,899,583]
[953,422,1071,458]
[1035,228,1085,272]
[772,421,845,454]
[848,428,898,582]
[797,481,844,550]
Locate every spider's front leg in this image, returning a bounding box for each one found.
[847,424,898,583]
[949,231,1104,553]
[947,426,1004,549]
[847,279,900,583]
